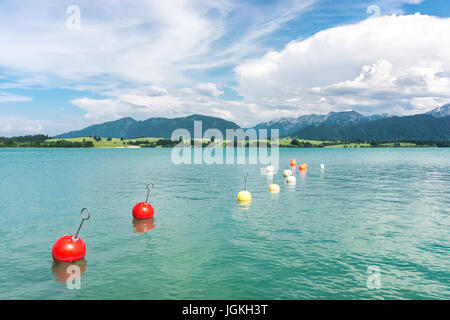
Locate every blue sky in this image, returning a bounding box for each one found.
[0,0,449,136]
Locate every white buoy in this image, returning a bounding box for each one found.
[283,169,292,177]
[266,165,274,173]
[286,175,296,185]
[320,163,325,169]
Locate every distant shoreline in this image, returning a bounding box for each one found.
[0,146,443,149]
[1,135,449,148]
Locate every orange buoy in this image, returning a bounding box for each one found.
[299,163,307,171]
[132,183,155,219]
[52,208,91,263]
[290,159,297,167]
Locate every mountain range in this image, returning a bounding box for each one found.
[55,104,450,141]
[252,110,392,136]
[290,104,450,141]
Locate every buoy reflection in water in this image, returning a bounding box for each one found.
[271,192,280,200]
[132,218,155,233]
[290,166,296,175]
[237,200,251,211]
[299,171,307,180]
[286,183,296,192]
[51,259,87,285]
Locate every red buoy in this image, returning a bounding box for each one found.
[132,183,155,219]
[52,208,91,263]
[132,202,154,219]
[52,235,86,262]
[299,163,308,171]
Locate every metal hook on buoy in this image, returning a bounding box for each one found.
[73,208,91,241]
[145,183,155,203]
[243,173,248,190]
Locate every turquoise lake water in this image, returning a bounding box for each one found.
[0,148,449,299]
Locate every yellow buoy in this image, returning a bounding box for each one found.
[237,173,252,203]
[269,184,280,194]
[237,190,252,202]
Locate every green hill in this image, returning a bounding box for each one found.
[55,114,241,139]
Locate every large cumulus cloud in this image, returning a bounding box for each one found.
[234,14,450,118]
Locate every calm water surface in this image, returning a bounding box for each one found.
[0,148,449,299]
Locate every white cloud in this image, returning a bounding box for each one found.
[209,107,235,120]
[310,58,450,114]
[70,98,136,119]
[0,0,316,88]
[68,84,252,126]
[0,92,32,103]
[234,14,450,117]
[193,82,224,97]
[0,0,230,86]
[0,116,44,135]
